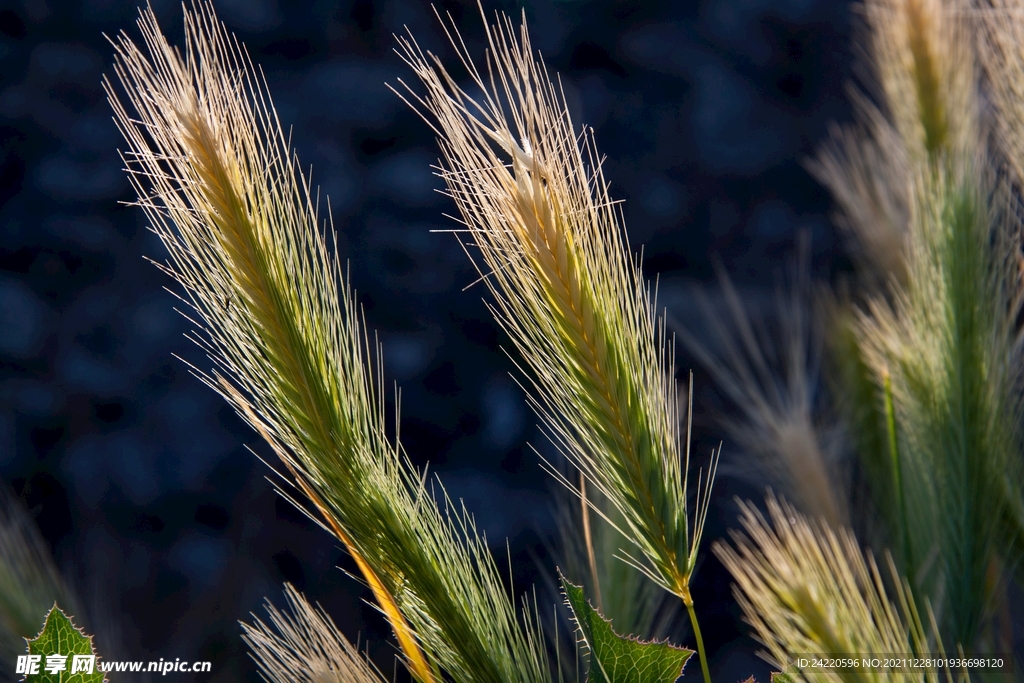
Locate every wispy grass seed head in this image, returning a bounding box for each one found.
[806,109,911,284]
[715,495,966,683]
[393,6,715,604]
[242,584,387,683]
[676,246,848,531]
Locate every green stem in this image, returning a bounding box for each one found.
[883,368,913,578]
[681,587,712,683]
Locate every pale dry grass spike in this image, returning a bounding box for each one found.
[677,244,848,531]
[978,0,1024,575]
[806,0,1024,649]
[242,584,388,683]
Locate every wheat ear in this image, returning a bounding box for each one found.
[393,7,717,682]
[716,495,967,683]
[105,5,552,683]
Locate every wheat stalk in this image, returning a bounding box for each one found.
[393,8,717,682]
[104,5,552,683]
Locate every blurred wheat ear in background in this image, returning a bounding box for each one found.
[821,0,1024,653]
[0,486,82,682]
[679,0,1024,670]
[676,241,848,532]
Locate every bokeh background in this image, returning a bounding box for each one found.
[0,0,852,679]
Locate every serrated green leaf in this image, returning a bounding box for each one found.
[23,604,105,683]
[561,576,691,683]
[770,672,795,683]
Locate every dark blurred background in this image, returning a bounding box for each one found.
[0,0,852,679]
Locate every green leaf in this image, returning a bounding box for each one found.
[561,576,692,683]
[770,674,795,683]
[23,604,105,682]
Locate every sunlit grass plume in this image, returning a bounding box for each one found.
[393,9,718,682]
[242,583,387,683]
[716,495,968,683]
[105,4,552,682]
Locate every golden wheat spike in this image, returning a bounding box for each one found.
[395,3,691,595]
[104,5,436,680]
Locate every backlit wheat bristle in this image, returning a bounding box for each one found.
[715,495,964,683]
[393,5,707,599]
[394,9,719,680]
[242,584,387,683]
